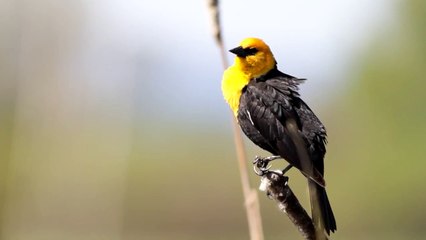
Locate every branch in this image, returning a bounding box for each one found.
[258,171,328,240]
[207,1,264,240]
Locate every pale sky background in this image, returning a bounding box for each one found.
[67,0,397,126]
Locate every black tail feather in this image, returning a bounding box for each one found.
[308,179,337,235]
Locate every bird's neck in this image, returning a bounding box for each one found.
[221,55,276,117]
[221,66,250,117]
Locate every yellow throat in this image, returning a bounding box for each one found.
[221,67,250,116]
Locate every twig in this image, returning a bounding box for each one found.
[259,171,328,240]
[207,1,264,240]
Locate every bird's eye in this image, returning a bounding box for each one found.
[244,47,258,56]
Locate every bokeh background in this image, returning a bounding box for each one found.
[1,0,425,239]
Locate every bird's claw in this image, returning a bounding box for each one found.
[253,156,278,176]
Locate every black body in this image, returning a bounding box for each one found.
[237,67,337,234]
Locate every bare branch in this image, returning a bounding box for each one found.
[259,171,327,240]
[207,1,264,240]
[207,0,221,45]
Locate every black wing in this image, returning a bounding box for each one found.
[293,98,327,174]
[237,70,327,184]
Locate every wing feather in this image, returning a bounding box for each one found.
[238,71,327,185]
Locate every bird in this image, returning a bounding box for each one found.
[221,37,336,235]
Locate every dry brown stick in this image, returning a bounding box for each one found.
[232,119,264,240]
[207,1,264,240]
[259,171,318,240]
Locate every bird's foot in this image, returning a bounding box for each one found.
[253,155,281,176]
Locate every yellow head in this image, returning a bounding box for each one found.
[229,37,276,79]
[222,38,276,116]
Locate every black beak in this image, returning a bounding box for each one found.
[229,46,258,57]
[229,46,246,57]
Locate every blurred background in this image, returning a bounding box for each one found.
[0,0,425,239]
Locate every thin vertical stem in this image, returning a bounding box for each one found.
[207,1,264,239]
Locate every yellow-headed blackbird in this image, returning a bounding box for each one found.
[222,37,336,235]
